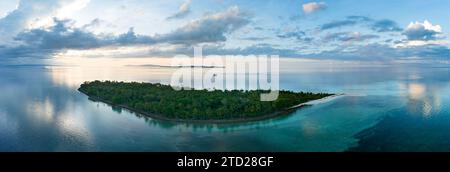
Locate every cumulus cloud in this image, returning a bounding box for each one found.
[15,18,104,50]
[157,6,251,44]
[0,0,86,44]
[115,27,155,45]
[14,18,156,50]
[0,6,251,59]
[403,20,445,40]
[302,2,327,14]
[1,1,449,63]
[166,0,192,20]
[2,5,250,50]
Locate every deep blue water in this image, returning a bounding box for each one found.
[1,65,450,151]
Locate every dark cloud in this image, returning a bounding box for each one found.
[116,28,155,45]
[14,6,251,49]
[157,6,251,44]
[0,2,448,63]
[1,6,251,59]
[403,28,441,41]
[403,21,445,40]
[15,18,110,50]
[0,0,80,42]
[14,18,155,51]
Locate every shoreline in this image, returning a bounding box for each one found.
[287,94,345,109]
[79,89,342,124]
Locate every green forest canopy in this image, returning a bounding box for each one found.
[79,81,332,120]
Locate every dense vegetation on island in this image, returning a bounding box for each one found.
[79,81,332,121]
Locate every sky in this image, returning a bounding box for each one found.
[0,0,450,64]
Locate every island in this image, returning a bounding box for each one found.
[78,81,334,123]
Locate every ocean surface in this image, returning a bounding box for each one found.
[1,64,450,151]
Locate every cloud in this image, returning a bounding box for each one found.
[142,41,450,61]
[277,30,313,42]
[57,0,90,18]
[253,26,264,31]
[115,27,156,45]
[205,44,301,57]
[1,2,448,63]
[302,2,327,14]
[14,18,156,50]
[371,19,402,32]
[0,4,254,59]
[346,16,373,22]
[157,6,251,44]
[277,30,304,39]
[1,6,251,59]
[320,16,402,32]
[14,18,110,50]
[303,42,450,61]
[144,43,302,58]
[320,20,358,30]
[81,18,104,30]
[239,37,271,41]
[395,40,450,48]
[305,43,396,60]
[0,0,86,44]
[166,0,192,20]
[403,20,445,40]
[320,16,371,30]
[323,32,379,42]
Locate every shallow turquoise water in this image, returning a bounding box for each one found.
[0,65,449,151]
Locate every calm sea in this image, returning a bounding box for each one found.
[1,64,449,151]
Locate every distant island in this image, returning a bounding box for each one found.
[78,81,333,123]
[126,64,225,68]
